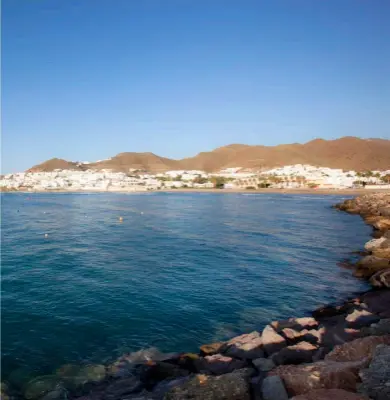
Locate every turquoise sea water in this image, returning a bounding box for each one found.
[1,192,370,383]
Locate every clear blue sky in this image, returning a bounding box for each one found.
[2,0,390,173]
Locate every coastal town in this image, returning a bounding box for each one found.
[1,165,390,192]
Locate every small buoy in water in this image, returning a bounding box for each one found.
[44,233,48,238]
[141,212,144,215]
[119,216,123,222]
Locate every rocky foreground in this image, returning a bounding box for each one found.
[2,193,390,400]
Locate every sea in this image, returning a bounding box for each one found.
[1,191,370,385]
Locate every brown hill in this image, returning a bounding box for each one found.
[27,137,390,173]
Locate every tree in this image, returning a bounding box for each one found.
[211,176,226,189]
[381,174,390,184]
[193,176,208,184]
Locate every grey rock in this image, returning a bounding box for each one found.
[261,376,288,400]
[271,342,318,365]
[163,368,253,399]
[364,319,390,336]
[104,377,143,400]
[252,358,276,373]
[359,344,390,400]
[201,354,247,375]
[261,325,287,356]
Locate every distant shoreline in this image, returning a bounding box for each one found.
[2,187,389,196]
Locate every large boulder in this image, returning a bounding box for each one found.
[261,325,287,356]
[345,308,380,329]
[325,335,390,363]
[379,207,390,217]
[270,318,318,333]
[200,354,247,375]
[139,362,189,389]
[370,269,390,288]
[372,217,390,231]
[261,375,288,400]
[290,388,368,400]
[252,358,276,373]
[24,375,64,400]
[163,368,254,400]
[359,344,390,400]
[361,319,390,336]
[103,377,142,400]
[271,342,318,365]
[199,342,224,356]
[354,256,390,278]
[365,237,387,251]
[269,359,368,396]
[221,331,264,360]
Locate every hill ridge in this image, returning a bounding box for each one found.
[27,136,390,173]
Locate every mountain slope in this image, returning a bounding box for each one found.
[26,137,390,173]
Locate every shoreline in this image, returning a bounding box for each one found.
[2,193,390,400]
[2,187,390,196]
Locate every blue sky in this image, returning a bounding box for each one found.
[2,0,390,173]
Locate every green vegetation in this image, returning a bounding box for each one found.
[210,176,226,189]
[246,186,256,190]
[193,176,208,184]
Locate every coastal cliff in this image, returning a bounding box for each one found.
[2,193,390,400]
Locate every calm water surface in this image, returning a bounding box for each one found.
[1,192,370,381]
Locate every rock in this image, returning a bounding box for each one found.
[72,365,106,387]
[345,308,380,329]
[372,247,390,258]
[370,269,390,288]
[325,335,390,362]
[365,237,387,251]
[384,230,390,239]
[0,383,9,400]
[362,319,390,336]
[379,207,390,217]
[199,342,224,356]
[201,354,247,375]
[354,256,390,278]
[24,375,64,400]
[361,290,390,318]
[271,342,318,365]
[372,217,390,231]
[151,377,191,399]
[139,362,189,389]
[261,325,287,356]
[269,359,368,395]
[290,388,368,400]
[176,353,204,373]
[41,387,68,400]
[164,368,253,400]
[271,318,318,333]
[252,358,276,373]
[359,344,390,400]
[221,331,264,360]
[103,377,142,400]
[281,328,323,345]
[261,376,288,400]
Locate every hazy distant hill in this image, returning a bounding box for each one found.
[27,137,390,173]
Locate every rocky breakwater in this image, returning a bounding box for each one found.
[2,193,390,400]
[335,192,390,288]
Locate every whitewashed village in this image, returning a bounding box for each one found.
[1,164,390,192]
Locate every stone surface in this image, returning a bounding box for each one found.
[325,335,390,362]
[345,308,380,329]
[199,342,224,356]
[139,362,189,388]
[372,217,390,231]
[370,269,390,288]
[365,237,387,251]
[271,342,318,365]
[361,318,390,336]
[354,256,390,278]
[252,358,276,373]
[271,318,318,333]
[359,344,390,400]
[201,354,247,375]
[261,325,287,356]
[269,359,368,395]
[221,331,264,360]
[103,377,142,400]
[290,388,368,400]
[163,369,253,400]
[261,375,288,400]
[24,375,64,400]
